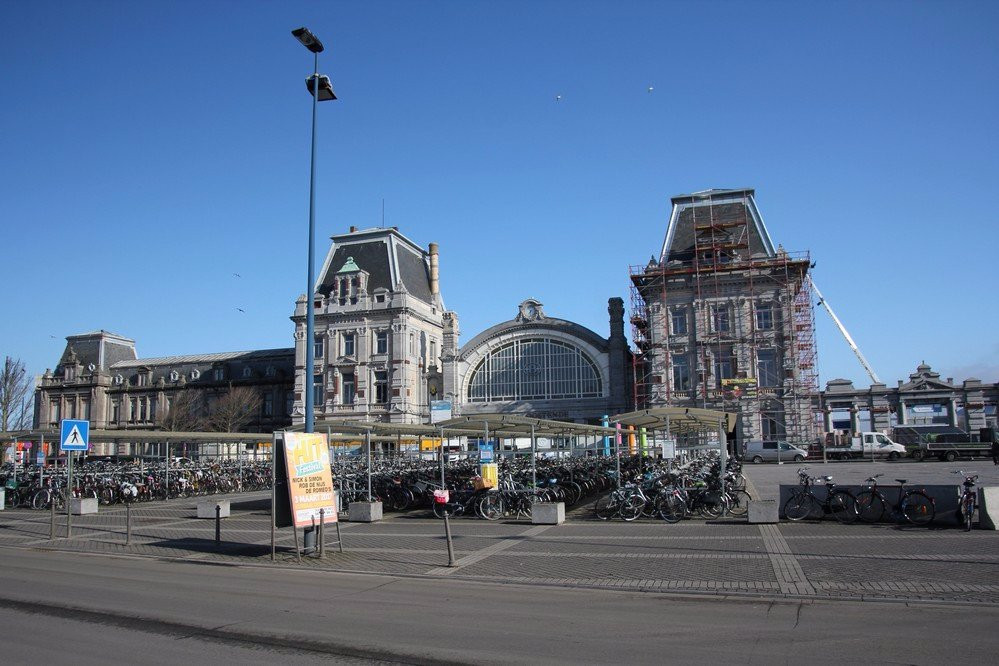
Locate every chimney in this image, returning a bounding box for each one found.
[428,242,440,299]
[349,226,357,233]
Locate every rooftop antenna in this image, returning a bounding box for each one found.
[382,198,385,227]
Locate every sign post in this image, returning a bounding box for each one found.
[60,419,90,536]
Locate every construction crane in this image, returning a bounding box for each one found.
[807,275,881,384]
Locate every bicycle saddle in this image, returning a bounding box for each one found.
[895,479,907,484]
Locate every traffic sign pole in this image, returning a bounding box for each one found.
[66,451,73,538]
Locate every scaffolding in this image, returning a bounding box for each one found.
[629,191,819,447]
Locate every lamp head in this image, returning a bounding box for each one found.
[306,74,337,101]
[292,27,324,53]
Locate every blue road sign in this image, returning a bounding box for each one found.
[479,441,494,463]
[60,419,90,452]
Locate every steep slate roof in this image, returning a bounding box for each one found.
[315,227,434,304]
[660,188,777,263]
[58,331,137,371]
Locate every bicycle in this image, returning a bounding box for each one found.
[783,468,857,524]
[594,484,645,521]
[955,470,978,532]
[854,474,935,526]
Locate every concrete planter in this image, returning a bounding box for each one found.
[198,499,230,519]
[748,500,778,524]
[531,502,565,525]
[71,498,98,515]
[0,489,5,511]
[348,501,382,523]
[979,487,999,530]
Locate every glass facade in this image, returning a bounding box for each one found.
[467,338,602,402]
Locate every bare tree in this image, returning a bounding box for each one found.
[158,389,205,432]
[1,357,34,431]
[205,386,262,433]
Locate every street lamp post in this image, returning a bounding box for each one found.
[292,27,337,434]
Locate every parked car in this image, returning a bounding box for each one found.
[745,440,808,464]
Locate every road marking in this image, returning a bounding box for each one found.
[758,524,815,595]
[426,525,553,575]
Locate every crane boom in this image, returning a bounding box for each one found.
[807,275,881,384]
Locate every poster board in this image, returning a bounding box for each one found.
[275,432,336,528]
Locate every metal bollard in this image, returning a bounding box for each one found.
[215,504,221,547]
[318,508,325,558]
[444,513,456,567]
[50,494,55,540]
[126,503,132,546]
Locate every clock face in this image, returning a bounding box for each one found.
[525,304,537,319]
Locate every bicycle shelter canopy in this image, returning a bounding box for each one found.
[609,408,736,435]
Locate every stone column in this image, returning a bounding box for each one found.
[849,407,860,434]
[823,409,833,433]
[897,399,907,425]
[947,398,958,428]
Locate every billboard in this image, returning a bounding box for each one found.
[282,432,337,528]
[721,378,758,398]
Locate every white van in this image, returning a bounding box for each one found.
[745,441,808,464]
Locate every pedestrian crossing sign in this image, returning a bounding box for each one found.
[60,419,90,452]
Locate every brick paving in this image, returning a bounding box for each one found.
[2,486,998,606]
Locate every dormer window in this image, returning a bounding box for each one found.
[266,365,276,378]
[170,370,179,382]
[64,366,75,381]
[243,366,253,379]
[213,367,224,381]
[114,374,124,385]
[190,369,200,380]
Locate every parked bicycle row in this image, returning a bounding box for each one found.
[0,460,272,509]
[781,467,980,528]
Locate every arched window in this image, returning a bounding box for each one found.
[467,338,601,402]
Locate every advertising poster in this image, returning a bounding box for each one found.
[283,432,337,527]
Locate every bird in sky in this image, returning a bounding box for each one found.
[648,85,654,94]
[232,272,241,278]
[555,94,562,102]
[236,308,245,313]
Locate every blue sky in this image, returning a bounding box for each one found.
[2,0,997,390]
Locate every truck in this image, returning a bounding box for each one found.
[909,427,997,462]
[823,432,907,461]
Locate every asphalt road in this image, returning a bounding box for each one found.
[1,548,996,664]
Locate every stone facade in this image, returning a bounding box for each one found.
[820,363,999,435]
[630,189,819,449]
[34,331,295,450]
[441,298,632,423]
[290,227,445,424]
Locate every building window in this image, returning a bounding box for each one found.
[137,373,147,387]
[757,349,779,387]
[711,304,730,333]
[243,366,252,378]
[671,308,688,335]
[313,374,324,407]
[285,391,293,416]
[149,398,156,421]
[213,367,224,382]
[82,399,91,421]
[713,352,735,388]
[343,333,355,357]
[314,336,324,358]
[111,401,119,423]
[671,354,691,391]
[266,365,276,378]
[190,369,200,380]
[67,398,77,420]
[342,373,355,405]
[65,366,75,381]
[139,399,147,422]
[761,401,786,441]
[376,331,388,355]
[263,393,274,416]
[129,398,138,422]
[375,294,385,303]
[467,338,602,402]
[409,333,416,356]
[50,401,60,424]
[755,302,774,330]
[170,370,179,382]
[374,371,389,404]
[430,340,437,364]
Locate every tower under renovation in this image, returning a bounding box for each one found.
[629,189,819,449]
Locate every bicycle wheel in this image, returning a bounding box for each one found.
[620,495,643,521]
[433,501,455,519]
[726,490,752,517]
[854,491,885,523]
[478,494,503,521]
[783,492,817,521]
[829,490,858,524]
[657,495,686,523]
[31,490,49,510]
[594,494,618,520]
[902,491,935,526]
[698,493,726,519]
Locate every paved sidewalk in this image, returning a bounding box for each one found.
[2,490,997,607]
